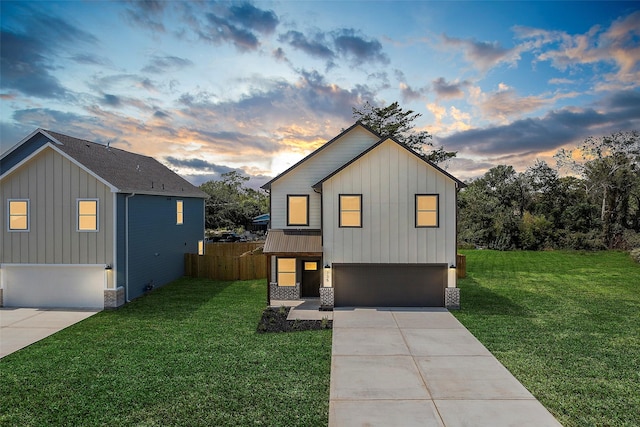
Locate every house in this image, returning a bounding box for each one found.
[262,122,465,309]
[0,129,206,309]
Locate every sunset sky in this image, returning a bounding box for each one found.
[1,1,639,188]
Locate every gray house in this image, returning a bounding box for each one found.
[262,122,465,309]
[0,129,206,309]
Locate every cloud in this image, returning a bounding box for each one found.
[165,156,241,174]
[399,82,423,102]
[332,28,389,65]
[69,53,111,66]
[279,31,335,61]
[432,77,469,99]
[442,34,521,72]
[195,2,279,51]
[102,94,121,107]
[514,11,640,88]
[142,55,194,73]
[0,5,97,99]
[279,27,388,67]
[437,89,640,156]
[123,0,167,32]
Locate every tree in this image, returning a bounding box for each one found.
[199,171,268,230]
[353,101,456,163]
[555,131,640,248]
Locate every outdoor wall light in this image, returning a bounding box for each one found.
[105,264,112,270]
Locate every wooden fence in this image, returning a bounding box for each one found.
[186,243,465,281]
[457,254,466,278]
[185,242,267,281]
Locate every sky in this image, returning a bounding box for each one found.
[1,1,639,188]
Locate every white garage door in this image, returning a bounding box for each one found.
[2,265,104,308]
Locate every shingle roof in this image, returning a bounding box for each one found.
[42,130,206,198]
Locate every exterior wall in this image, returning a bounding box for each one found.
[322,140,458,267]
[126,195,203,300]
[1,147,114,267]
[270,126,379,229]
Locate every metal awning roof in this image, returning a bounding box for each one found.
[263,229,322,255]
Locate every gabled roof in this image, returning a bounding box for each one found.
[312,136,466,190]
[1,129,207,198]
[260,121,380,190]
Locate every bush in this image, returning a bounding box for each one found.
[630,248,640,264]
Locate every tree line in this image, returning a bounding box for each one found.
[459,131,640,250]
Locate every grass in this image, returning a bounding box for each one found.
[0,278,332,426]
[453,250,640,427]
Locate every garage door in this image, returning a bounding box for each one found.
[333,263,446,307]
[2,265,104,308]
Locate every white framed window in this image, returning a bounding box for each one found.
[416,194,439,228]
[77,199,99,232]
[8,199,30,231]
[287,195,309,226]
[198,240,204,256]
[277,258,297,287]
[176,200,184,225]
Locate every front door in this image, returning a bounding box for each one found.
[301,259,321,298]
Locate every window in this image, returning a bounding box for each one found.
[176,200,184,225]
[198,240,204,256]
[277,258,296,286]
[287,195,309,226]
[416,194,439,227]
[78,199,98,231]
[339,194,362,227]
[8,199,29,231]
[304,261,318,271]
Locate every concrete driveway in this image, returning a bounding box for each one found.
[329,307,562,427]
[0,308,100,358]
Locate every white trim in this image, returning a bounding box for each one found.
[77,198,99,232]
[1,141,119,193]
[7,199,30,232]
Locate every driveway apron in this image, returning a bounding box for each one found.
[0,308,100,358]
[329,307,562,427]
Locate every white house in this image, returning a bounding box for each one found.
[262,122,465,309]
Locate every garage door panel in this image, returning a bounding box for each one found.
[334,264,446,307]
[3,265,104,308]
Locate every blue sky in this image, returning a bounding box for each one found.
[1,1,639,187]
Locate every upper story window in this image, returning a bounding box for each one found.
[176,200,184,225]
[8,199,29,231]
[287,195,309,226]
[339,194,362,228]
[416,194,439,227]
[78,199,99,231]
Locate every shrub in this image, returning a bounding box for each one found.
[630,248,640,264]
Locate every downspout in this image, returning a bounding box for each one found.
[125,193,136,302]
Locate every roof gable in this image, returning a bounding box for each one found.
[261,121,380,190]
[1,129,206,198]
[313,136,466,190]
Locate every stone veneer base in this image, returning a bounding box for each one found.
[320,287,334,308]
[269,282,301,301]
[445,287,460,310]
[104,287,125,309]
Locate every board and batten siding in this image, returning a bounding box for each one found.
[1,147,114,265]
[322,139,457,266]
[270,126,379,229]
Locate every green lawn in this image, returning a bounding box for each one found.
[0,279,332,426]
[453,250,640,427]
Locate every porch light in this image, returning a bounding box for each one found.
[448,265,457,288]
[105,264,112,270]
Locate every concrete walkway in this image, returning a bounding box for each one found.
[0,308,100,358]
[329,307,562,427]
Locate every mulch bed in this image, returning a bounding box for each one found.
[257,306,332,333]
